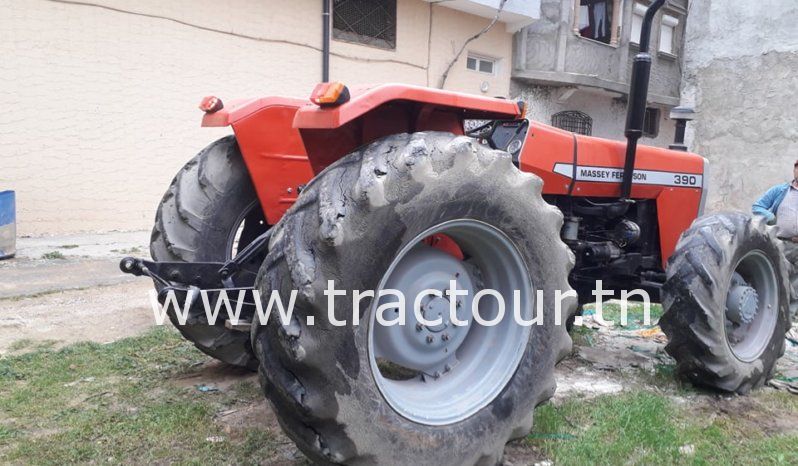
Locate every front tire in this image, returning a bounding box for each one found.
[150,136,268,369]
[253,132,575,464]
[661,212,791,394]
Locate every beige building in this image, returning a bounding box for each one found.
[1,0,538,236]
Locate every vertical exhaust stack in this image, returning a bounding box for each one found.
[620,0,666,201]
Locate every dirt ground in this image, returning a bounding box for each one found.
[0,278,154,350]
[2,232,797,464]
[0,231,153,351]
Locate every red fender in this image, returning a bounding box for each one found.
[202,97,312,225]
[294,83,521,173]
[199,84,522,225]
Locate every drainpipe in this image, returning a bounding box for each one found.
[322,0,331,82]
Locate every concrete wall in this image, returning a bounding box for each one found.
[681,0,798,212]
[514,85,676,147]
[518,0,685,104]
[0,0,514,235]
[513,0,686,147]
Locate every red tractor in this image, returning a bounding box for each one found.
[121,2,792,464]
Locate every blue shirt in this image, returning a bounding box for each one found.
[752,183,791,224]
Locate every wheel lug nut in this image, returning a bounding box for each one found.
[441,333,450,341]
[426,335,434,344]
[416,323,423,332]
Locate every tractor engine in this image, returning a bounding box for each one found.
[547,195,665,304]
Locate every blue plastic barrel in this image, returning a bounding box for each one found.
[0,190,16,260]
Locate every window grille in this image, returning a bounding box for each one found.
[552,111,593,136]
[333,0,397,50]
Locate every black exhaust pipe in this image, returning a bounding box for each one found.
[620,0,666,201]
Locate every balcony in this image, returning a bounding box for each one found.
[512,0,688,106]
[424,0,541,32]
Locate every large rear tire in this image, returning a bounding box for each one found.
[150,136,267,369]
[661,212,791,394]
[252,132,575,465]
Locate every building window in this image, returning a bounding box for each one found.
[632,5,680,54]
[466,55,496,75]
[333,0,397,50]
[630,3,647,44]
[574,0,620,45]
[643,107,660,138]
[659,14,679,55]
[552,111,593,136]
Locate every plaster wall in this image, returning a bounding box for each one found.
[515,85,677,148]
[1,0,514,235]
[681,0,798,212]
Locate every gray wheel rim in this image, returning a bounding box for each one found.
[367,219,533,426]
[724,250,778,362]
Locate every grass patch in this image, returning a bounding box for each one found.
[40,251,65,260]
[528,391,798,465]
[0,424,19,441]
[0,327,286,464]
[3,327,794,464]
[583,302,664,328]
[6,339,57,353]
[6,340,35,352]
[569,325,596,347]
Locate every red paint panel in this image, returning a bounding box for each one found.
[202,97,314,127]
[294,83,520,129]
[519,122,705,265]
[229,100,314,225]
[656,188,702,264]
[298,102,467,174]
[423,234,465,261]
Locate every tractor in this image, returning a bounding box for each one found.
[120,2,792,464]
